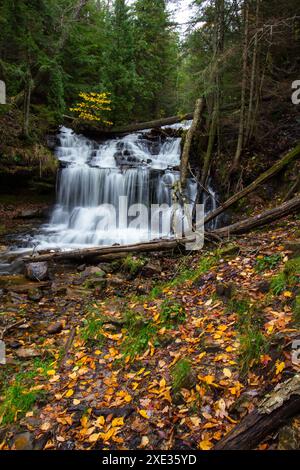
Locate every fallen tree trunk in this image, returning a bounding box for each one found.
[74,113,194,137]
[214,374,300,450]
[204,144,300,225]
[180,98,205,190]
[22,197,300,263]
[213,195,300,236]
[22,238,192,263]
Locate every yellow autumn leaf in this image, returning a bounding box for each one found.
[199,439,213,450]
[47,370,56,376]
[99,428,116,442]
[65,389,74,398]
[283,291,293,298]
[139,409,150,419]
[89,433,100,443]
[73,399,81,405]
[223,368,232,378]
[112,417,124,427]
[275,360,285,375]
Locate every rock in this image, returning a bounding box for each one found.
[141,262,162,278]
[0,245,7,253]
[13,431,33,450]
[25,262,49,281]
[82,266,106,278]
[216,282,234,300]
[98,263,114,274]
[15,348,40,359]
[77,264,86,272]
[47,321,63,335]
[27,288,43,302]
[278,417,300,450]
[284,240,300,257]
[0,288,4,297]
[19,208,44,219]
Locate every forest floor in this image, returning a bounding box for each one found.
[0,213,300,450]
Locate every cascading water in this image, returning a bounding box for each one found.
[28,125,218,250]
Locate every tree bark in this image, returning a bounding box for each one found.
[232,0,249,171]
[180,98,205,191]
[213,195,300,236]
[205,144,300,225]
[214,374,300,450]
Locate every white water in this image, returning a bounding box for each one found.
[8,125,217,253]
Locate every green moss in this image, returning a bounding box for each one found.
[171,359,193,394]
[122,255,146,275]
[160,300,186,328]
[121,311,158,360]
[0,359,51,425]
[293,296,300,325]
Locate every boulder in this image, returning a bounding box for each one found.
[25,262,49,281]
[141,262,162,278]
[16,348,40,359]
[216,282,234,300]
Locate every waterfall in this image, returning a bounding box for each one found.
[32,125,217,250]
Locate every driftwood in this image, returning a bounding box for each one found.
[213,195,300,236]
[180,98,205,190]
[215,374,300,450]
[205,144,300,225]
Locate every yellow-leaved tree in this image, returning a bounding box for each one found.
[70,92,113,126]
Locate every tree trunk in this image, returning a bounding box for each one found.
[22,196,300,264]
[245,0,260,144]
[180,98,205,191]
[22,69,32,138]
[215,374,300,450]
[205,144,300,225]
[74,112,195,137]
[212,195,300,236]
[232,0,249,171]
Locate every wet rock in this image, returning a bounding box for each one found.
[25,262,49,281]
[15,348,40,359]
[19,208,43,219]
[141,262,162,278]
[0,245,7,253]
[47,321,63,335]
[28,288,43,302]
[13,431,33,450]
[83,266,106,278]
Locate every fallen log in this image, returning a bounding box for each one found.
[204,144,300,225]
[22,238,191,263]
[21,197,300,263]
[73,112,194,137]
[214,374,300,450]
[180,98,205,190]
[213,195,300,236]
